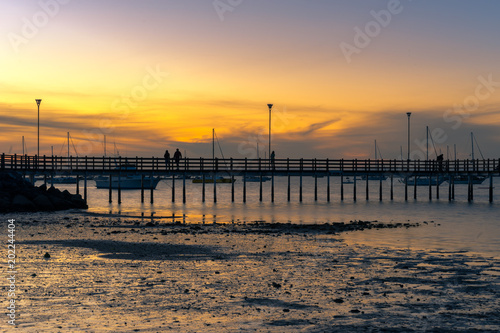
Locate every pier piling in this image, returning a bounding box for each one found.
[202,174,206,202]
[404,176,408,201]
[172,176,175,202]
[231,175,235,202]
[340,174,344,201]
[108,175,112,203]
[353,174,357,202]
[365,176,369,201]
[141,175,145,203]
[390,174,394,200]
[315,175,318,201]
[287,174,291,202]
[489,175,494,203]
[271,173,275,203]
[243,172,246,203]
[182,173,186,204]
[213,173,217,203]
[150,173,154,204]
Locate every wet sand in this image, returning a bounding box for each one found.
[10,212,500,332]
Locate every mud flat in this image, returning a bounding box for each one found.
[10,212,500,332]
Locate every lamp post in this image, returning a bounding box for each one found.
[36,99,42,157]
[406,112,411,160]
[268,104,273,159]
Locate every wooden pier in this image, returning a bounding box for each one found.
[1,154,499,204]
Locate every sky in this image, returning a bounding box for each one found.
[1,0,500,160]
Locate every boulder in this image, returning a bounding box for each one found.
[0,171,88,212]
[0,196,10,211]
[49,196,71,210]
[12,194,36,212]
[33,194,55,211]
[47,186,63,198]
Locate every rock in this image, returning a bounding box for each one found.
[0,195,10,211]
[62,190,72,199]
[33,194,55,211]
[47,186,63,198]
[12,194,36,211]
[49,196,70,210]
[0,171,87,212]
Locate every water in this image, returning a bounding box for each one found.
[42,176,500,257]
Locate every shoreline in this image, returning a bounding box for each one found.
[10,212,500,332]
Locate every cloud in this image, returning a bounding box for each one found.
[295,118,340,136]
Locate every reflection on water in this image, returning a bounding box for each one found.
[41,176,500,257]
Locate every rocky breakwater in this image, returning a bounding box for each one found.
[0,172,87,213]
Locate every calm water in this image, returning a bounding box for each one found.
[41,176,500,257]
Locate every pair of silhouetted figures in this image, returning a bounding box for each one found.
[437,154,444,172]
[164,149,182,170]
[163,150,276,171]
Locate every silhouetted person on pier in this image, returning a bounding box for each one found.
[173,149,182,170]
[164,150,170,171]
[270,151,276,170]
[437,154,444,172]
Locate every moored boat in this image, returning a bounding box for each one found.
[192,176,234,183]
[95,163,161,189]
[399,176,445,186]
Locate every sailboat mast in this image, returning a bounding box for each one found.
[471,132,474,161]
[104,135,106,157]
[22,136,24,155]
[67,132,70,159]
[212,128,215,160]
[374,140,377,159]
[426,126,429,161]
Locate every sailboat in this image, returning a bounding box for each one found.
[192,129,234,184]
[399,127,445,186]
[446,132,486,185]
[400,176,446,186]
[243,142,271,182]
[362,140,387,180]
[95,139,160,189]
[51,133,79,184]
[95,163,161,189]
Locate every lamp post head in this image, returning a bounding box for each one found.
[406,112,411,117]
[267,104,273,110]
[35,99,42,106]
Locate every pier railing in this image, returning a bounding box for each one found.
[1,154,499,175]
